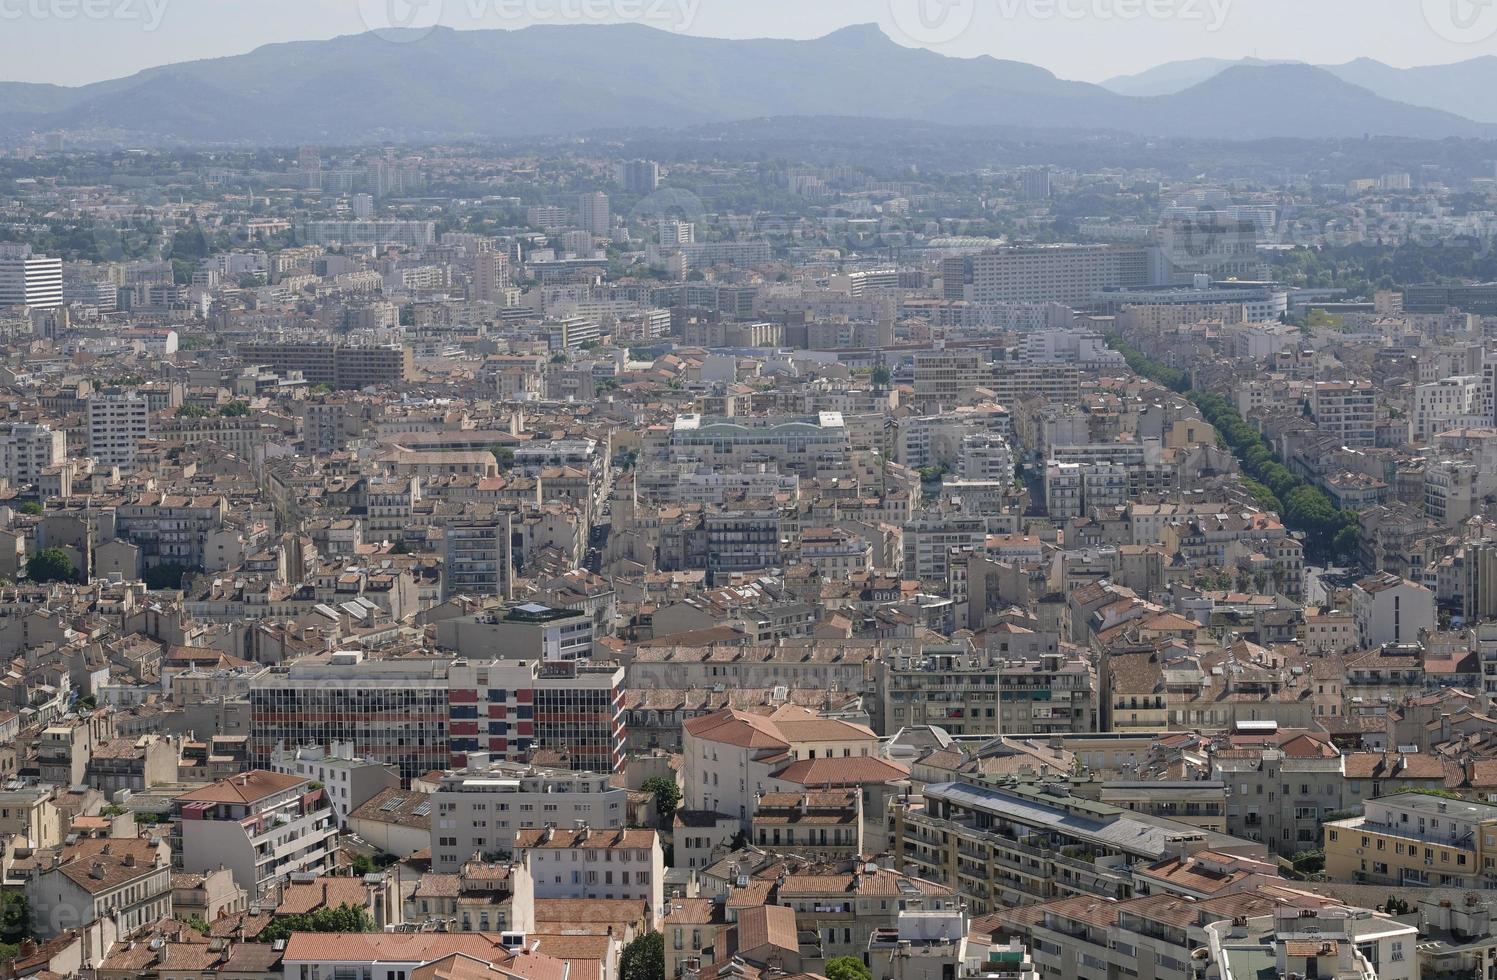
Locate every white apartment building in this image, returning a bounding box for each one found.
[959,433,1014,483]
[680,240,772,268]
[513,826,664,925]
[1411,375,1487,444]
[472,250,511,303]
[1204,905,1416,980]
[1352,573,1436,648]
[966,244,1155,306]
[0,423,64,487]
[658,218,695,246]
[798,527,874,578]
[578,191,611,236]
[526,205,572,231]
[1310,381,1377,448]
[430,760,630,872]
[25,838,172,940]
[1045,460,1134,519]
[269,742,400,827]
[903,516,988,581]
[442,518,514,601]
[681,706,885,830]
[173,770,338,900]
[664,413,851,477]
[0,252,63,308]
[87,391,150,471]
[912,350,990,408]
[1425,458,1484,525]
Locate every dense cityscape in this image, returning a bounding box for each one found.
[6,8,1497,980]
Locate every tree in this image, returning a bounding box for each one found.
[1384,895,1412,915]
[619,932,664,980]
[144,562,192,591]
[1290,849,1324,875]
[871,366,892,387]
[257,903,376,944]
[17,502,41,516]
[641,776,681,823]
[350,853,397,876]
[0,894,30,946]
[26,548,77,584]
[218,401,250,417]
[175,404,211,418]
[825,958,872,980]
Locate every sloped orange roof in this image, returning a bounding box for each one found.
[683,709,792,749]
[772,756,909,787]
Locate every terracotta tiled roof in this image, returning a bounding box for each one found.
[682,709,793,749]
[410,950,568,980]
[513,828,656,851]
[283,933,560,980]
[276,878,374,915]
[770,756,909,787]
[176,769,308,805]
[735,905,798,956]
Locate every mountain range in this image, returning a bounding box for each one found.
[2,24,1495,145]
[1104,55,1497,124]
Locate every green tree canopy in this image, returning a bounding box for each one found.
[257,903,376,944]
[825,958,873,980]
[620,931,664,980]
[0,893,29,943]
[26,548,77,584]
[641,776,682,823]
[144,562,192,591]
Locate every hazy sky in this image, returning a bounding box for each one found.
[5,0,1497,86]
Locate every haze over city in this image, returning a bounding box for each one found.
[3,0,1497,86]
[3,6,1497,980]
